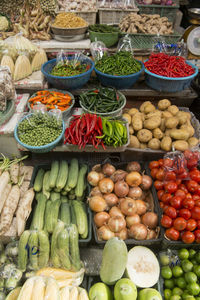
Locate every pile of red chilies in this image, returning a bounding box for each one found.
[145,53,195,78]
[64,113,105,149]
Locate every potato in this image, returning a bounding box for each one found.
[140,101,151,112]
[123,113,131,125]
[165,129,172,137]
[158,99,171,110]
[160,118,166,132]
[144,117,161,130]
[176,111,189,125]
[172,140,189,151]
[128,135,140,148]
[144,103,156,114]
[148,138,161,150]
[185,112,192,120]
[129,126,134,135]
[162,111,173,119]
[161,136,172,151]
[165,117,179,129]
[132,115,143,131]
[170,129,190,140]
[188,137,199,147]
[137,129,152,143]
[153,128,163,140]
[128,108,139,116]
[167,105,179,116]
[145,110,161,119]
[180,124,195,137]
[140,143,147,149]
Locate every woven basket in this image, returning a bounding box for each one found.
[98,8,139,24]
[76,11,97,25]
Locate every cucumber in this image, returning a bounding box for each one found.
[49,161,59,189]
[38,230,50,268]
[60,202,71,226]
[73,201,88,237]
[69,224,81,271]
[69,188,75,195]
[51,221,65,268]
[57,228,71,270]
[28,231,38,270]
[18,230,30,271]
[33,168,45,192]
[42,171,51,199]
[70,201,77,225]
[54,187,61,193]
[65,159,79,190]
[75,164,87,198]
[50,192,60,202]
[47,200,61,234]
[69,194,75,200]
[56,160,68,191]
[61,190,67,196]
[30,194,47,230]
[44,200,51,232]
[35,192,42,202]
[61,196,68,203]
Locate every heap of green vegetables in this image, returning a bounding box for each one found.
[50,61,89,77]
[89,24,119,33]
[17,113,63,147]
[79,87,125,114]
[95,51,142,76]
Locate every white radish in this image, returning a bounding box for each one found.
[16,188,35,236]
[0,185,20,234]
[0,171,10,213]
[19,166,34,181]
[3,217,17,238]
[19,181,30,198]
[1,183,12,209]
[10,163,19,184]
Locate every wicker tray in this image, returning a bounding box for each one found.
[99,8,139,24]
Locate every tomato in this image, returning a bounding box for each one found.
[165,171,176,181]
[165,206,177,219]
[176,179,182,186]
[175,189,186,200]
[186,219,197,231]
[193,194,200,202]
[163,158,174,169]
[195,199,200,207]
[159,202,164,209]
[184,150,194,160]
[179,184,188,194]
[187,158,198,170]
[156,169,165,181]
[186,180,199,193]
[179,208,191,220]
[181,231,195,244]
[189,169,200,183]
[165,227,180,241]
[157,190,165,200]
[194,230,200,243]
[161,215,173,228]
[182,198,195,210]
[163,204,170,212]
[164,181,178,193]
[195,186,200,196]
[154,180,164,190]
[149,161,159,170]
[173,217,187,231]
[197,220,200,229]
[151,168,159,179]
[191,206,200,220]
[170,196,182,209]
[177,170,188,180]
[161,193,173,204]
[158,159,164,167]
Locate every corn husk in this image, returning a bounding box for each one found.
[14,55,32,81]
[31,49,47,72]
[1,55,15,77]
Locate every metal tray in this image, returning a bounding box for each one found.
[52,33,86,42]
[50,24,88,36]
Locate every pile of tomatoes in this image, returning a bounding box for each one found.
[149,149,200,244]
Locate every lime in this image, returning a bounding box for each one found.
[193,265,200,277]
[185,272,198,283]
[176,277,186,289]
[182,290,191,300]
[165,279,175,289]
[187,282,200,296]
[162,266,172,279]
[185,296,196,300]
[182,260,193,272]
[179,249,189,260]
[196,297,200,300]
[172,287,183,296]
[164,289,172,300]
[160,254,170,266]
[191,258,197,265]
[172,266,183,278]
[189,249,196,259]
[195,252,200,264]
[170,295,181,300]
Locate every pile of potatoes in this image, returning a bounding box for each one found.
[123,99,199,152]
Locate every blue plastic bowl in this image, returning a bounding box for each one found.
[41,57,95,90]
[144,60,198,93]
[14,114,65,153]
[94,60,144,89]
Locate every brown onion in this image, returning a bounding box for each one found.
[92,164,102,173]
[99,178,114,194]
[120,197,137,216]
[129,223,148,240]
[109,206,124,218]
[140,175,152,190]
[90,186,102,197]
[111,170,128,183]
[140,192,146,201]
[102,163,116,176]
[126,214,141,228]
[142,212,158,229]
[87,171,100,186]
[94,212,110,228]
[104,193,118,207]
[135,199,147,215]
[114,180,129,197]
[115,228,128,240]
[128,186,143,199]
[146,229,157,240]
[98,172,105,180]
[89,196,107,212]
[126,161,141,173]
[126,172,142,187]
[98,225,115,241]
[108,216,126,233]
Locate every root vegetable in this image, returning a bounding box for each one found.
[129,223,148,240]
[115,228,128,240]
[98,225,115,240]
[146,229,157,240]
[19,181,30,198]
[109,206,124,218]
[102,163,116,176]
[104,193,118,207]
[141,212,158,229]
[90,186,102,197]
[89,195,108,212]
[126,161,141,173]
[108,216,126,233]
[10,163,19,184]
[0,171,10,213]
[94,212,110,228]
[92,164,101,173]
[140,175,152,190]
[128,187,142,199]
[99,178,114,194]
[135,200,147,215]
[99,172,105,180]
[111,170,128,183]
[126,214,141,228]
[126,172,142,187]
[87,171,100,186]
[120,197,137,216]
[114,180,129,197]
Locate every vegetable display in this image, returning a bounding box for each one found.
[95,51,142,76]
[88,162,159,241]
[89,24,119,33]
[150,149,200,244]
[52,12,88,28]
[145,53,195,78]
[50,61,90,77]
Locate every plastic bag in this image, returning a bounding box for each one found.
[117,35,134,55]
[152,39,188,57]
[0,66,16,101]
[58,0,97,11]
[159,250,180,268]
[90,41,108,61]
[125,0,137,8]
[5,33,38,58]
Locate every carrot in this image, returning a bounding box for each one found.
[37,91,49,96]
[29,95,44,102]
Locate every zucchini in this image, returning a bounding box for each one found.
[54,187,61,193]
[50,192,60,202]
[44,200,51,232]
[42,171,51,199]
[47,200,61,234]
[61,190,67,196]
[51,221,65,268]
[57,228,71,270]
[30,194,47,230]
[69,224,81,271]
[56,160,68,191]
[65,159,79,190]
[38,230,50,268]
[68,194,76,200]
[33,168,45,192]
[28,231,38,270]
[70,201,77,225]
[60,202,71,226]
[73,201,88,238]
[61,196,68,203]
[18,230,30,271]
[49,161,59,189]
[75,164,87,198]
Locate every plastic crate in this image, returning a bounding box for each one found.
[76,11,97,25]
[98,8,139,24]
